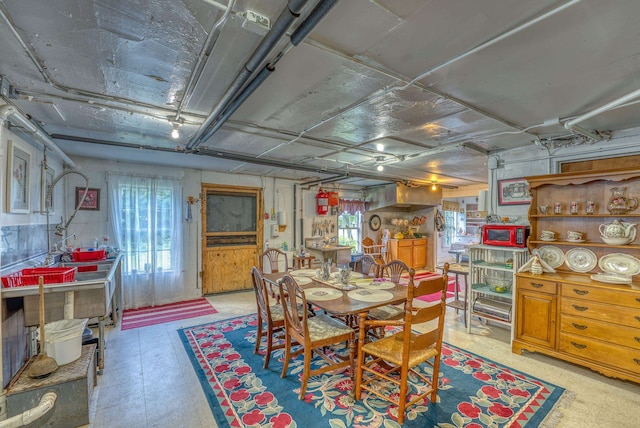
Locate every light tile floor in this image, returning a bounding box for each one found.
[87,291,640,427]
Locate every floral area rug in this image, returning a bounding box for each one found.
[178,315,570,427]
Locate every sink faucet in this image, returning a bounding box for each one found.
[53,233,77,252]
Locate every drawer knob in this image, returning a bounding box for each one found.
[572,305,588,312]
[636,298,640,304]
[571,341,587,349]
[635,358,640,366]
[531,282,544,288]
[572,289,589,295]
[636,316,640,323]
[635,337,640,344]
[571,323,588,330]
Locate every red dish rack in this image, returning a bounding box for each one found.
[1,267,77,288]
[72,248,106,262]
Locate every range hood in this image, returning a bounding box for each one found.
[365,183,442,212]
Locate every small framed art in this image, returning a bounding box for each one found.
[498,178,531,206]
[6,140,31,214]
[76,187,100,211]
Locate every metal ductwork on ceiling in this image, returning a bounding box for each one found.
[365,183,441,212]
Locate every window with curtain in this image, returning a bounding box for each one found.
[108,174,184,309]
[338,198,365,253]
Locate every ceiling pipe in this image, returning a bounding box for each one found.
[186,0,311,150]
[0,105,76,167]
[195,0,340,145]
[563,87,640,141]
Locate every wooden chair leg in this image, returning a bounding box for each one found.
[254,317,263,355]
[264,326,273,368]
[299,347,312,399]
[281,335,291,378]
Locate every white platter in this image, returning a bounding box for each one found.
[304,287,343,301]
[590,274,632,284]
[566,239,586,243]
[565,248,597,273]
[539,237,556,241]
[538,246,565,269]
[294,277,313,285]
[598,253,640,276]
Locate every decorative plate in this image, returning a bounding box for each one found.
[291,269,317,277]
[590,273,632,284]
[537,245,565,269]
[565,248,597,273]
[294,277,313,285]
[303,287,343,301]
[539,237,556,241]
[566,239,586,243]
[347,289,393,303]
[598,253,640,276]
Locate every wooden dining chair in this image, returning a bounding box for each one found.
[279,274,355,399]
[259,248,289,274]
[366,260,411,322]
[353,254,380,278]
[362,237,386,264]
[251,266,286,369]
[355,263,449,424]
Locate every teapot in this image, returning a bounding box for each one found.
[599,219,637,243]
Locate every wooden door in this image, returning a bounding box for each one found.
[201,184,263,294]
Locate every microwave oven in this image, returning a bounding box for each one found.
[481,225,529,248]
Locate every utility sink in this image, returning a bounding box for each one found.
[59,260,113,273]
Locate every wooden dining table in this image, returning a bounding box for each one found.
[262,271,408,319]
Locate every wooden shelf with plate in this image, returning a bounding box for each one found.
[514,167,640,384]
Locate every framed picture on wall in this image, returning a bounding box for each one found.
[41,165,55,213]
[6,140,31,214]
[76,187,100,211]
[498,178,531,205]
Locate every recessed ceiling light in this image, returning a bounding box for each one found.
[377,164,384,172]
[376,143,384,152]
[171,123,180,139]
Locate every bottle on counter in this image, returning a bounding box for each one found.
[300,245,305,257]
[282,241,288,251]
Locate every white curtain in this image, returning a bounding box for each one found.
[108,174,184,309]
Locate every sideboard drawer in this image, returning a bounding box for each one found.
[559,332,640,376]
[561,284,640,309]
[517,278,557,294]
[561,297,640,327]
[560,314,640,350]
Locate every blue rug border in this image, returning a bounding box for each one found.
[178,314,567,427]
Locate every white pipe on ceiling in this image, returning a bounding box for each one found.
[564,87,640,128]
[0,105,76,167]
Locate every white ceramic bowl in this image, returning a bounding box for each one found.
[601,236,632,245]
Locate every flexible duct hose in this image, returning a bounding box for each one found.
[0,392,57,428]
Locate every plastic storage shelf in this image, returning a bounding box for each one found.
[2,267,77,287]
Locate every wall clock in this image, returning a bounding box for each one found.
[369,214,381,231]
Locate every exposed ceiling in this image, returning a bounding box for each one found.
[2,0,640,188]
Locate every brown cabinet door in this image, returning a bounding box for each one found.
[412,240,427,268]
[397,245,412,265]
[516,289,557,348]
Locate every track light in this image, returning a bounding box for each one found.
[171,123,180,139]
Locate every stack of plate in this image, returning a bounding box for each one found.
[591,253,640,284]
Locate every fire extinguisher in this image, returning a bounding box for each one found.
[316,188,329,215]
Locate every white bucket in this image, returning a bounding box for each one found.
[39,319,88,365]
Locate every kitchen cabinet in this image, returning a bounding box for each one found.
[513,167,640,384]
[513,272,640,383]
[388,238,427,269]
[467,245,529,339]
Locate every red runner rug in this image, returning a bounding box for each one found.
[121,298,217,330]
[399,271,458,302]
